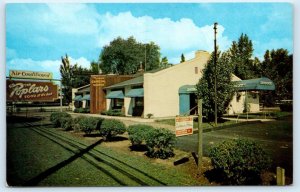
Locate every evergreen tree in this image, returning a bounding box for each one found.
[180,53,185,63]
[196,49,235,121]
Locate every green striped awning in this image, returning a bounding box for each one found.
[82,94,90,100]
[74,95,82,101]
[234,77,275,91]
[106,90,124,99]
[126,88,144,98]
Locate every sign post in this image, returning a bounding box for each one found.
[197,99,203,174]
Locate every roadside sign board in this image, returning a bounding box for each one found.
[7,80,58,102]
[175,116,193,137]
[9,70,53,80]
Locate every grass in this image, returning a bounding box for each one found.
[7,117,202,186]
[175,116,293,182]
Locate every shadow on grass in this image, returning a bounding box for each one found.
[129,144,148,152]
[104,136,128,142]
[7,115,43,123]
[22,138,103,186]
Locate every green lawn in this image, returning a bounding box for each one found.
[7,117,202,186]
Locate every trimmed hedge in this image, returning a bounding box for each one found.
[74,108,90,113]
[50,112,72,127]
[100,119,126,140]
[145,128,176,159]
[61,117,74,131]
[100,109,123,116]
[127,124,154,146]
[209,139,272,185]
[78,117,100,134]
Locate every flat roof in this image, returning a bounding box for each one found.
[104,75,144,89]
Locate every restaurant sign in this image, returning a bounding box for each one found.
[175,116,194,137]
[9,70,53,80]
[7,80,58,102]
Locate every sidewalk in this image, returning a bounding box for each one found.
[222,117,276,122]
[68,112,175,131]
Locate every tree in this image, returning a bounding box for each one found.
[196,49,235,121]
[160,56,169,68]
[60,54,73,104]
[229,33,255,79]
[60,55,98,105]
[259,49,293,105]
[180,53,185,63]
[99,36,161,74]
[90,61,100,74]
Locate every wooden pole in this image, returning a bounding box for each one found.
[197,99,203,174]
[277,167,285,185]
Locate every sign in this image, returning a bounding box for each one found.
[7,80,58,102]
[175,116,193,137]
[9,70,53,80]
[91,77,106,86]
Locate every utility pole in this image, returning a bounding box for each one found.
[214,22,218,127]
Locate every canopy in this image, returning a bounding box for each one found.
[126,88,144,98]
[74,95,82,101]
[234,77,275,91]
[106,90,124,99]
[179,85,197,94]
[82,94,90,100]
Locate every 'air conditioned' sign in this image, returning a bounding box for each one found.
[7,80,58,102]
[9,70,53,80]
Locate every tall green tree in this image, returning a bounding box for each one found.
[259,49,293,104]
[60,55,98,104]
[180,53,185,63]
[99,36,161,74]
[60,54,73,104]
[229,33,255,79]
[196,49,235,121]
[90,61,100,74]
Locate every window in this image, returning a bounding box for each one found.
[195,67,198,74]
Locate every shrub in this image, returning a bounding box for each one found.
[61,117,74,131]
[280,103,293,112]
[145,128,176,159]
[100,109,123,116]
[50,112,72,127]
[78,117,99,134]
[146,113,153,119]
[209,139,272,185]
[127,124,154,146]
[100,119,126,140]
[74,108,90,113]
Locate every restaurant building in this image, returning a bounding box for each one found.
[72,50,275,118]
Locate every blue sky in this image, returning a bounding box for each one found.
[6,3,293,79]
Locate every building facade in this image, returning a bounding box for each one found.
[72,50,275,118]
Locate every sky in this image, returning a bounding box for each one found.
[5,2,293,79]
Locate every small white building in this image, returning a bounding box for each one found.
[71,84,90,111]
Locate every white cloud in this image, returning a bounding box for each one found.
[6,57,91,79]
[97,12,231,55]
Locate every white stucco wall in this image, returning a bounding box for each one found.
[71,88,78,111]
[143,50,210,118]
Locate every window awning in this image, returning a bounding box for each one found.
[106,90,124,99]
[74,95,82,101]
[179,85,197,94]
[234,77,275,91]
[82,94,90,100]
[126,88,144,98]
